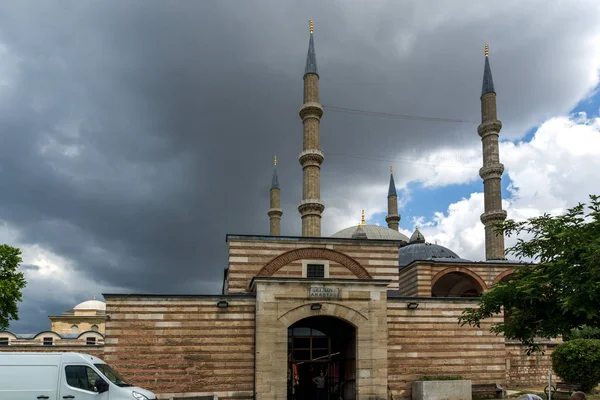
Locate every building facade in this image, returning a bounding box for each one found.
[99,24,556,400]
[1,23,556,400]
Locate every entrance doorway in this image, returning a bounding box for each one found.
[287,316,356,400]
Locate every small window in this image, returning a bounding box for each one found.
[91,325,99,332]
[65,365,104,392]
[307,264,325,278]
[86,337,96,346]
[43,337,54,346]
[0,338,9,346]
[71,325,79,334]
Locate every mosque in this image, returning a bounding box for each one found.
[1,22,556,400]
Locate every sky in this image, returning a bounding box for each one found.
[1,0,600,332]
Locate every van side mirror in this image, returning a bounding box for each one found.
[95,379,109,393]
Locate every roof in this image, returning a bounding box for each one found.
[73,299,106,311]
[271,168,279,189]
[399,242,471,267]
[304,32,318,76]
[388,172,397,197]
[482,55,495,96]
[331,225,409,241]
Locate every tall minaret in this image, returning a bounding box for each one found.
[386,166,400,231]
[478,44,507,260]
[268,156,283,236]
[298,20,325,237]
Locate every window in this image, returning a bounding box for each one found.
[91,325,99,332]
[0,338,9,346]
[70,325,79,334]
[65,365,104,392]
[86,337,96,346]
[43,337,54,346]
[302,260,329,278]
[307,264,325,278]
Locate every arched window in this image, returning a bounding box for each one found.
[71,325,79,334]
[91,325,99,332]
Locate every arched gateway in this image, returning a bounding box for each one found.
[287,316,357,400]
[251,277,389,400]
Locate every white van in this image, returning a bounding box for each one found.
[0,352,157,400]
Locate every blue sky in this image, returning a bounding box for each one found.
[367,85,600,233]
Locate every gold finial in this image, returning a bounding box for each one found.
[360,209,366,226]
[309,20,314,34]
[274,156,277,166]
[484,43,489,57]
[390,165,393,174]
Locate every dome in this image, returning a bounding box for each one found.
[332,225,409,241]
[73,299,106,311]
[399,242,471,267]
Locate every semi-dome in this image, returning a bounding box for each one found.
[73,299,106,311]
[332,225,409,241]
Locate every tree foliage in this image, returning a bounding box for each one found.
[0,244,27,331]
[551,339,600,393]
[459,195,600,353]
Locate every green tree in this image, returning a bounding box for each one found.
[0,244,27,331]
[551,339,600,392]
[459,195,600,353]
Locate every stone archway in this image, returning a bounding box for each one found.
[431,267,487,297]
[493,268,515,285]
[255,248,371,279]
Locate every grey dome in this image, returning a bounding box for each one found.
[399,242,470,267]
[332,225,409,241]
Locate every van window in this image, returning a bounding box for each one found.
[65,365,104,392]
[94,363,131,387]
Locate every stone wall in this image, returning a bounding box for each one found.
[226,235,402,293]
[387,298,506,400]
[505,342,556,388]
[0,344,104,358]
[103,294,255,399]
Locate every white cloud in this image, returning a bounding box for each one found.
[416,112,600,261]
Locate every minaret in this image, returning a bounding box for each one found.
[268,156,283,236]
[478,44,507,260]
[386,165,400,231]
[298,20,325,237]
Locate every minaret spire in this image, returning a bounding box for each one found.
[386,165,400,231]
[478,44,507,260]
[268,156,283,236]
[298,20,325,236]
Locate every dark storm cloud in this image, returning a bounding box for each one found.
[1,0,598,331]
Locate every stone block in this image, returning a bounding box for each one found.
[412,380,472,400]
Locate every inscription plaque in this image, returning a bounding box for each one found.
[308,286,340,299]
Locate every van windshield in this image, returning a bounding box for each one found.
[94,363,132,387]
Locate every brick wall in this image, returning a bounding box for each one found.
[103,295,255,399]
[387,298,506,400]
[505,342,556,388]
[226,236,401,293]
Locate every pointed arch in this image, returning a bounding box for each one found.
[493,268,516,285]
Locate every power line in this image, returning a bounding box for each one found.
[326,152,480,170]
[322,105,479,124]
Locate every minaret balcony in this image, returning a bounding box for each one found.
[299,149,324,166]
[299,102,324,119]
[477,120,502,137]
[479,164,505,180]
[480,210,508,225]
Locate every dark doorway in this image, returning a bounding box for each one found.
[287,316,356,400]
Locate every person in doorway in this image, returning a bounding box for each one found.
[312,370,327,400]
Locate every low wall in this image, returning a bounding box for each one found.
[505,342,557,388]
[412,380,472,400]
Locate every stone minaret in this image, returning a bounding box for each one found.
[386,166,400,231]
[268,156,283,236]
[478,44,507,260]
[298,20,325,237]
